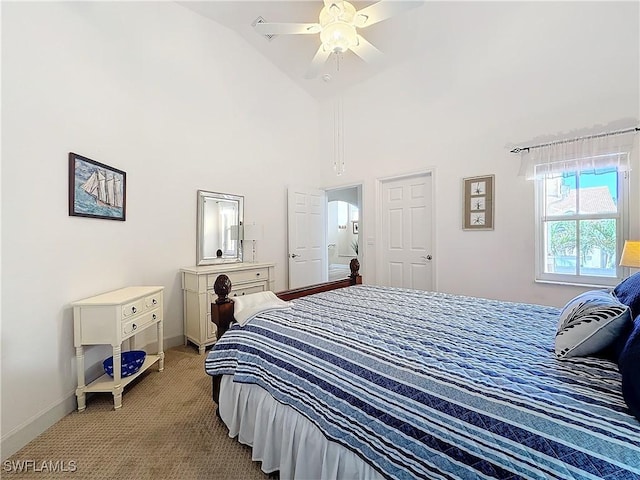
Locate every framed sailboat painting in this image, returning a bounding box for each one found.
[68,152,126,221]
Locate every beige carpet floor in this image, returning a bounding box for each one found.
[5,346,271,479]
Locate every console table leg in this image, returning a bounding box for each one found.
[157,319,165,372]
[75,346,86,412]
[112,345,122,410]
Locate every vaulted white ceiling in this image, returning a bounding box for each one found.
[178,1,428,99]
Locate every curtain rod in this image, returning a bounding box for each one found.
[510,126,640,154]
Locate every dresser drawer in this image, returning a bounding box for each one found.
[207,267,269,288]
[231,283,267,297]
[122,309,161,337]
[207,282,266,306]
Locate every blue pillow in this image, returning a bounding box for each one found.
[598,318,634,362]
[555,290,631,359]
[614,272,640,318]
[618,315,640,422]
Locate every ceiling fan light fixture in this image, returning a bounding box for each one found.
[319,0,358,53]
[321,22,357,53]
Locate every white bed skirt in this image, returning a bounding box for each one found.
[219,375,383,480]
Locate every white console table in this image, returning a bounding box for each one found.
[72,286,164,411]
[181,262,275,353]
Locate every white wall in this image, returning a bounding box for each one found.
[2,0,639,460]
[1,1,320,458]
[319,1,640,308]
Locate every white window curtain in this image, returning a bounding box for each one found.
[518,128,638,179]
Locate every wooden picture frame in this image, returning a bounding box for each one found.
[463,175,494,230]
[69,152,126,221]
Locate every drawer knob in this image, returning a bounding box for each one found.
[152,299,157,305]
[153,314,157,320]
[132,307,137,314]
[256,273,260,276]
[132,323,137,330]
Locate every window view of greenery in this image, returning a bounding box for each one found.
[543,168,619,278]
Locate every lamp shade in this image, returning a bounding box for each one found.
[244,223,263,242]
[620,240,640,268]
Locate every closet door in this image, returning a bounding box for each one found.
[379,173,434,291]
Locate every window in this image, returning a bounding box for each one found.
[518,126,637,286]
[535,160,628,286]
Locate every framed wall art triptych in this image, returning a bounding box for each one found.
[463,175,494,230]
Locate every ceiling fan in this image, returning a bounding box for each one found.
[254,0,422,79]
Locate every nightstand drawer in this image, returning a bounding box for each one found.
[122,309,161,337]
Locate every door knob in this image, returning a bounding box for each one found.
[421,255,433,261]
[290,253,300,258]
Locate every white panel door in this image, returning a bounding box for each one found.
[287,187,328,289]
[380,173,433,290]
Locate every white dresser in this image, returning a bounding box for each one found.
[181,262,275,353]
[72,286,164,411]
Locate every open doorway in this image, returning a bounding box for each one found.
[326,185,362,281]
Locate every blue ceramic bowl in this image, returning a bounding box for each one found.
[103,350,146,378]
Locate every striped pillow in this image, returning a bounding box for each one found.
[555,290,631,359]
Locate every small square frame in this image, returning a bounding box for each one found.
[463,175,494,230]
[69,152,126,221]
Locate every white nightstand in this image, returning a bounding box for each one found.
[72,286,165,411]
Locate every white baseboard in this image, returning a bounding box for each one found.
[1,391,77,462]
[1,335,186,461]
[163,334,185,351]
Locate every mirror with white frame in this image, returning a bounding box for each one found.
[196,190,244,265]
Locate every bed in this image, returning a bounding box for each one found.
[205,264,640,479]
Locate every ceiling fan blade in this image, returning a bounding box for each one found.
[254,22,321,35]
[349,35,383,64]
[304,45,332,79]
[353,0,424,28]
[323,0,344,9]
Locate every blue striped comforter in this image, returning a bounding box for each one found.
[205,285,640,479]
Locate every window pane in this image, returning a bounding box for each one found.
[578,219,617,277]
[545,173,576,216]
[544,220,577,274]
[578,169,618,214]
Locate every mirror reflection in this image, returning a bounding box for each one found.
[197,190,244,265]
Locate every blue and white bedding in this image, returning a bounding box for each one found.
[205,285,640,479]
